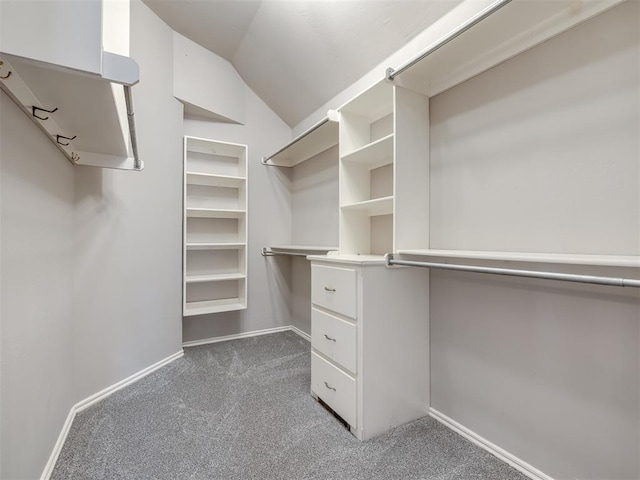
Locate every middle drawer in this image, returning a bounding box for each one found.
[311,307,357,374]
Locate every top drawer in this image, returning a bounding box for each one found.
[311,264,357,318]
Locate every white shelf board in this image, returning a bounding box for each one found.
[186,242,246,251]
[183,298,246,316]
[186,208,246,219]
[185,273,246,284]
[269,245,339,254]
[186,172,245,188]
[185,136,246,158]
[394,0,624,97]
[265,119,338,167]
[396,249,640,268]
[307,254,387,265]
[340,80,393,123]
[341,196,394,217]
[341,134,393,169]
[0,53,139,170]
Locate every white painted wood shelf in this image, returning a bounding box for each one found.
[185,273,246,284]
[185,208,246,219]
[263,113,339,167]
[341,196,394,216]
[389,0,624,96]
[0,1,141,170]
[183,136,248,316]
[396,250,640,268]
[186,172,246,188]
[184,299,246,317]
[269,245,338,254]
[341,134,393,169]
[186,242,246,251]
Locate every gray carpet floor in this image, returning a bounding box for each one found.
[52,331,528,479]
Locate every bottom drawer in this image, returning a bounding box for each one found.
[311,351,356,428]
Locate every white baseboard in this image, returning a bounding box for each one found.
[182,325,303,348]
[41,350,184,480]
[429,408,553,480]
[290,325,311,342]
[40,405,77,480]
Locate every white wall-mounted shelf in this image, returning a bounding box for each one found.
[0,0,141,170]
[186,172,246,188]
[185,208,246,219]
[262,245,339,258]
[185,273,246,284]
[263,113,339,167]
[341,134,394,169]
[388,0,625,96]
[341,196,394,217]
[186,242,246,251]
[396,249,640,269]
[184,298,246,317]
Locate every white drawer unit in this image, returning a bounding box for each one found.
[311,352,357,427]
[311,307,357,374]
[311,264,357,318]
[309,255,430,440]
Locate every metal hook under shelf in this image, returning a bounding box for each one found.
[0,61,12,79]
[32,106,59,121]
[56,134,77,146]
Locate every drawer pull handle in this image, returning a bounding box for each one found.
[324,286,336,292]
[324,381,336,392]
[324,334,336,342]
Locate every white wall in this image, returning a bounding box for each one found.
[289,146,339,335]
[181,90,292,343]
[173,32,246,124]
[428,3,639,479]
[0,95,75,479]
[1,1,186,476]
[72,0,184,402]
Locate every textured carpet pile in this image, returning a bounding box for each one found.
[52,331,527,479]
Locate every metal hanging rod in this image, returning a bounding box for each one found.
[386,255,640,288]
[124,85,141,171]
[386,0,513,81]
[261,247,310,258]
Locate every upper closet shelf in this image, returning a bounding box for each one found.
[262,111,339,167]
[0,0,142,170]
[396,249,640,268]
[386,0,625,96]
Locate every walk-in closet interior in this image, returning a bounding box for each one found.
[1,0,638,479]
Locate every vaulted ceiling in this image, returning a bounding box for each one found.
[142,0,462,127]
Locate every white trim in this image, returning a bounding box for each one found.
[429,408,553,480]
[182,325,312,348]
[40,350,184,480]
[182,326,292,347]
[40,406,76,480]
[290,325,311,342]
